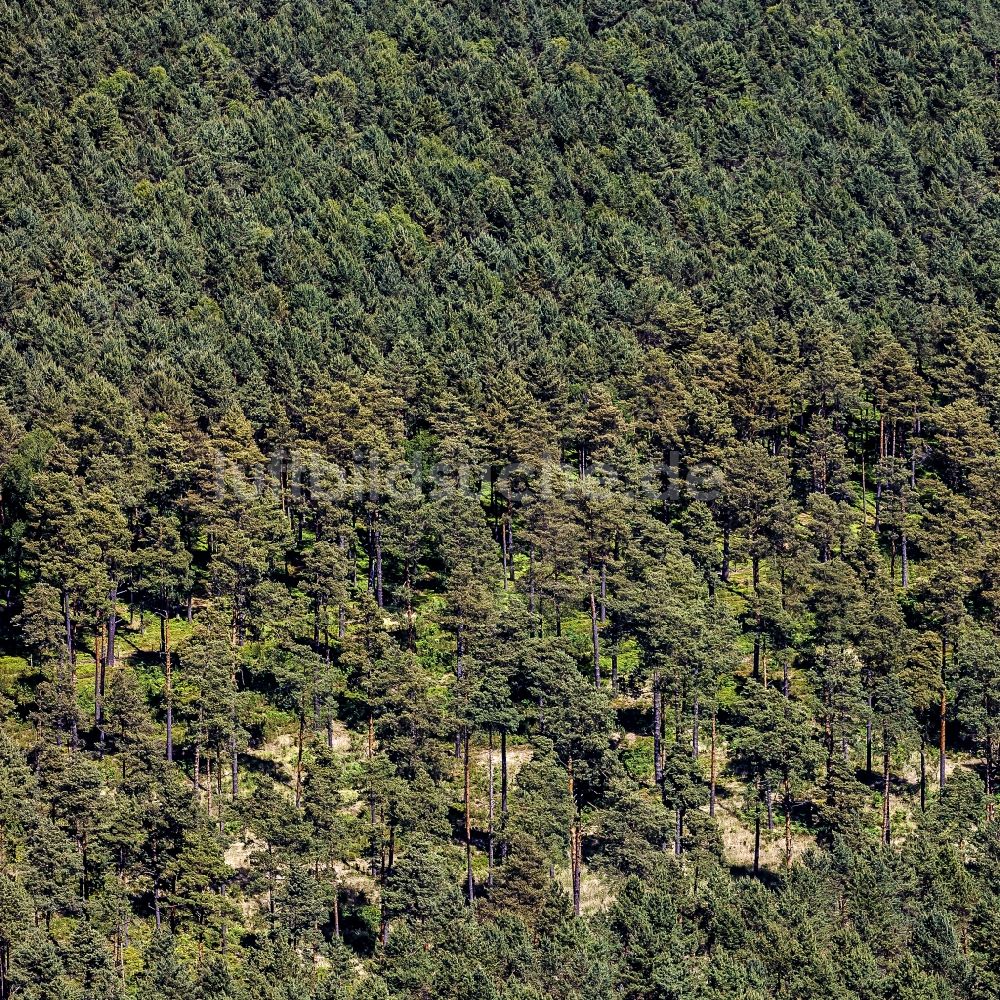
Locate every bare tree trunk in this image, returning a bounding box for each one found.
[230,733,239,800]
[529,545,536,626]
[94,621,103,727]
[900,498,909,588]
[589,586,600,687]
[569,756,581,916]
[986,729,994,823]
[709,712,717,818]
[752,808,761,875]
[500,727,509,863]
[295,715,305,808]
[501,517,509,589]
[940,670,948,790]
[866,690,873,774]
[165,607,173,762]
[653,669,663,785]
[920,730,927,811]
[488,727,495,887]
[193,716,201,803]
[63,589,77,743]
[783,775,792,867]
[375,527,383,609]
[882,733,891,846]
[507,517,515,583]
[464,729,474,903]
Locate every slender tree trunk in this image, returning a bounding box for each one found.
[753,808,761,875]
[501,516,509,589]
[375,527,383,609]
[653,669,663,785]
[900,499,909,589]
[986,729,994,823]
[500,727,509,863]
[507,516,515,583]
[94,622,103,727]
[569,756,581,917]
[920,730,927,811]
[63,589,76,741]
[589,585,600,687]
[488,727,495,887]
[610,609,619,693]
[165,607,173,762]
[295,714,305,808]
[106,586,118,711]
[783,775,792,867]
[866,688,873,774]
[193,712,202,802]
[529,545,536,628]
[940,662,948,790]
[692,694,700,758]
[709,712,717,818]
[464,728,473,903]
[861,446,867,522]
[875,415,884,533]
[882,732,891,846]
[230,732,238,800]
[752,560,761,680]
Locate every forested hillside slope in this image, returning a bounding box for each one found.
[3,0,1000,997]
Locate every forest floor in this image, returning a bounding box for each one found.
[0,611,970,921]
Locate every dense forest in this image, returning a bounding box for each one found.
[3,0,1000,996]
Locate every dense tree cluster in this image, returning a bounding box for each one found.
[3,0,1000,996]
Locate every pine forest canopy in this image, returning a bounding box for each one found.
[2,0,1000,997]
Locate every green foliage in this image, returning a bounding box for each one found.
[2,0,1000,996]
